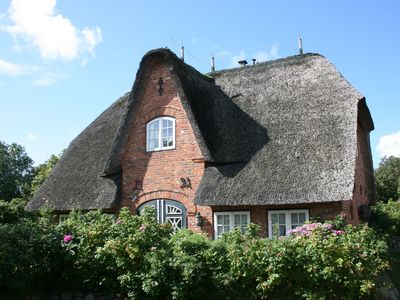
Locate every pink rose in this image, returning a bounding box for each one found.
[63,234,73,243]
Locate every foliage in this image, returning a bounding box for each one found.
[0,141,34,201]
[375,156,400,202]
[0,209,390,299]
[30,154,60,196]
[0,198,33,223]
[0,210,65,297]
[370,200,400,237]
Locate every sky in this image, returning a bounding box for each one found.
[0,0,399,167]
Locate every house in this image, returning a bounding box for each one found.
[27,48,375,238]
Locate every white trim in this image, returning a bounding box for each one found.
[213,211,251,239]
[267,209,309,238]
[146,117,176,152]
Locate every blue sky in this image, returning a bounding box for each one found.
[0,0,399,167]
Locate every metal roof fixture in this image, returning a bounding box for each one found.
[298,34,304,55]
[251,58,256,66]
[238,60,248,67]
[211,56,215,72]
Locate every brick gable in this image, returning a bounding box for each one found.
[120,61,212,234]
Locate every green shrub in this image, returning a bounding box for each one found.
[370,199,400,237]
[0,208,390,299]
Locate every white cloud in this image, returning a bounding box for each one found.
[2,0,102,61]
[230,51,246,68]
[31,71,65,86]
[377,131,400,158]
[254,43,279,63]
[27,133,38,140]
[0,58,31,76]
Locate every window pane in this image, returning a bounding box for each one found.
[271,214,278,224]
[163,138,168,147]
[163,119,168,127]
[217,226,223,237]
[149,120,159,130]
[299,213,306,223]
[162,128,168,137]
[241,214,248,225]
[224,215,230,225]
[291,213,298,225]
[278,213,285,224]
[279,225,286,236]
[168,138,173,147]
[217,215,223,225]
[234,215,240,226]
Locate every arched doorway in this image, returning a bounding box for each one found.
[137,199,187,231]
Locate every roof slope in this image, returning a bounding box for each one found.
[195,54,372,205]
[27,48,374,210]
[103,49,269,177]
[27,93,129,211]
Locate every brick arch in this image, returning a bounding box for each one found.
[142,106,180,124]
[135,190,196,214]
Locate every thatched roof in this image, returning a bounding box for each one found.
[27,94,129,211]
[27,48,374,210]
[195,53,373,205]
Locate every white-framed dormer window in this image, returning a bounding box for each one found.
[268,209,309,238]
[213,211,250,239]
[146,117,176,151]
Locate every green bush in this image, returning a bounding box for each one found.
[0,208,390,299]
[370,199,400,237]
[0,211,65,297]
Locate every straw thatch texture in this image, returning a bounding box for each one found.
[195,54,373,205]
[27,94,129,211]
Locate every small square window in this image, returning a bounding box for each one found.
[268,209,309,238]
[214,211,250,239]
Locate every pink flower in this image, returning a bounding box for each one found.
[333,230,345,235]
[116,219,122,224]
[63,234,73,243]
[139,224,147,231]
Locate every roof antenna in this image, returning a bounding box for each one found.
[211,56,215,72]
[298,34,304,55]
[180,46,185,61]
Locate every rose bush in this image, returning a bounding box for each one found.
[0,205,390,299]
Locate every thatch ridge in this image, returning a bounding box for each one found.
[195,53,372,205]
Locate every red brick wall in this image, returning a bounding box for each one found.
[120,61,212,234]
[345,123,373,225]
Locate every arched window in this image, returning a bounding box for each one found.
[137,199,187,231]
[146,117,175,151]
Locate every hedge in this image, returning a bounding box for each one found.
[0,204,389,299]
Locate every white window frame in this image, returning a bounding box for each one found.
[213,211,250,239]
[146,116,176,152]
[268,209,309,238]
[59,214,69,223]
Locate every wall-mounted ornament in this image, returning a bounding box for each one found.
[135,180,143,191]
[158,78,164,95]
[180,177,191,188]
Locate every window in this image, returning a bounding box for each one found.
[137,199,187,231]
[59,214,69,223]
[268,209,309,238]
[213,211,250,239]
[146,117,175,151]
